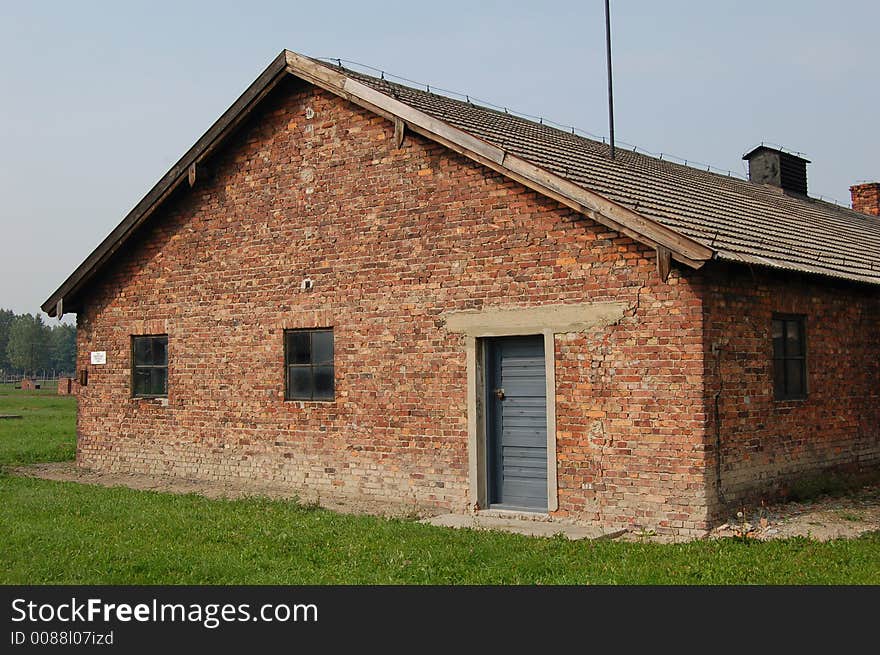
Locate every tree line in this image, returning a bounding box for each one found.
[0,309,76,377]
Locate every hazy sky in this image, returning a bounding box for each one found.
[1,1,877,319]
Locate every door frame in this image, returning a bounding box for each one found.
[446,301,628,514]
[468,329,557,513]
[483,334,549,511]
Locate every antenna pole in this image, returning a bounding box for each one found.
[604,0,615,160]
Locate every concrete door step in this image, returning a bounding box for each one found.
[476,508,553,522]
[421,513,626,541]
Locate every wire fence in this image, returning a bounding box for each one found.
[0,372,75,385]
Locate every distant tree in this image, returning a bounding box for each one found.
[49,323,77,373]
[0,309,13,372]
[6,314,50,376]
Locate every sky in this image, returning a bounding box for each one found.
[1,1,877,319]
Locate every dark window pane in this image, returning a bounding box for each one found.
[312,330,334,364]
[288,367,312,399]
[313,366,334,400]
[785,320,803,356]
[772,317,807,400]
[772,320,784,358]
[151,368,168,396]
[133,336,168,397]
[152,338,168,366]
[288,332,311,365]
[284,329,334,401]
[786,359,804,397]
[773,361,785,398]
[133,338,151,366]
[134,369,152,396]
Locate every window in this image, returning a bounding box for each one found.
[285,329,334,401]
[772,316,806,400]
[132,335,168,397]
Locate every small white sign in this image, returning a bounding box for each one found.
[90,351,107,365]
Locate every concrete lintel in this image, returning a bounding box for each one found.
[443,301,628,337]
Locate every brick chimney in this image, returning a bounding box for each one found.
[850,182,880,216]
[743,145,810,195]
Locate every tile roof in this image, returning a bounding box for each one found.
[343,66,880,286]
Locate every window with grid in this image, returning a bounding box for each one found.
[132,335,168,398]
[772,316,806,400]
[284,329,334,401]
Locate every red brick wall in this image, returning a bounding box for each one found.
[702,263,880,512]
[850,182,880,217]
[554,270,709,533]
[74,77,714,535]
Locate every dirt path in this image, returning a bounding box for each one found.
[11,462,880,541]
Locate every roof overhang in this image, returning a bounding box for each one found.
[42,50,714,317]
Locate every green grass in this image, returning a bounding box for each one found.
[0,475,877,584]
[0,384,77,466]
[0,386,878,584]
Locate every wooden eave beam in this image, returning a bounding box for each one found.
[393,118,406,148]
[656,246,672,282]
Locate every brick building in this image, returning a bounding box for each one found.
[42,52,880,536]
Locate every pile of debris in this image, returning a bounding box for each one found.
[711,510,779,540]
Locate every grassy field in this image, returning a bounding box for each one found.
[1,386,878,584]
[0,383,77,465]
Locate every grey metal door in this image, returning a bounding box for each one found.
[486,335,547,510]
